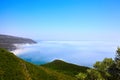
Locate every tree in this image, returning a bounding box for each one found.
[76,73,87,80]
[86,69,105,80]
[93,58,114,79]
[115,47,120,62]
[76,48,120,80]
[94,58,114,71]
[108,47,120,80]
[76,69,105,80]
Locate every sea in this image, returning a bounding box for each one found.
[12,40,120,67]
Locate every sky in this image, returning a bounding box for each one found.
[0,0,120,41]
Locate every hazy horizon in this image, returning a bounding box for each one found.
[1,0,120,41]
[11,40,118,67]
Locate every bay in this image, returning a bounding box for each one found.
[12,41,120,67]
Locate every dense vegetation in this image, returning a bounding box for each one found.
[0,34,36,51]
[76,47,120,80]
[0,46,120,80]
[0,48,77,80]
[42,60,89,76]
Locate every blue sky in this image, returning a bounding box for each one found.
[0,0,120,41]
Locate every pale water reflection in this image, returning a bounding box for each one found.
[13,41,120,67]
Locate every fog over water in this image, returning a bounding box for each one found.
[12,41,120,67]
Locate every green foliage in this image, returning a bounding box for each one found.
[76,58,114,80]
[87,69,105,80]
[0,48,26,80]
[94,58,114,71]
[0,69,4,76]
[2,47,120,80]
[0,48,76,80]
[76,48,120,80]
[76,68,106,80]
[76,73,87,80]
[115,47,120,70]
[115,47,120,61]
[42,60,89,76]
[108,47,120,80]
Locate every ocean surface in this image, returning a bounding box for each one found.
[12,41,120,67]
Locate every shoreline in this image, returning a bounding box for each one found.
[11,43,37,55]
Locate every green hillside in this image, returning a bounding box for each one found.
[0,48,76,80]
[42,60,89,76]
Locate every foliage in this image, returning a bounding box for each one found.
[42,60,89,76]
[86,69,105,80]
[93,58,113,79]
[94,58,114,71]
[76,48,120,80]
[76,67,107,80]
[76,73,87,80]
[108,47,120,80]
[115,47,120,61]
[0,48,76,80]
[1,47,120,80]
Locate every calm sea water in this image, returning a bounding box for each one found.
[13,41,120,67]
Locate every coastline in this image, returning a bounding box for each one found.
[0,34,37,51]
[11,43,37,55]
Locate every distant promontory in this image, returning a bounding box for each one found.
[0,34,37,51]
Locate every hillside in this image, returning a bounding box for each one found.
[42,60,89,76]
[0,48,77,80]
[0,34,36,51]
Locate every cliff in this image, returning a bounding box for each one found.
[0,34,37,51]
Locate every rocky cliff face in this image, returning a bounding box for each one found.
[0,34,37,51]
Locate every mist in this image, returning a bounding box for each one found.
[12,40,119,67]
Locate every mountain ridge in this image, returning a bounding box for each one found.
[0,34,37,51]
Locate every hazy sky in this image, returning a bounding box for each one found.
[0,0,120,41]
